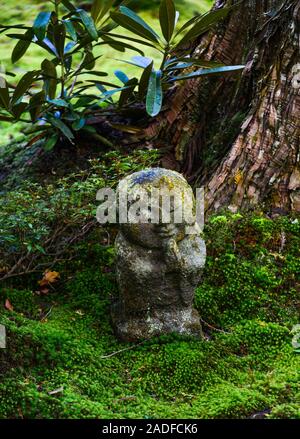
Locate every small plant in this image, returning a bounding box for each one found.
[0,0,139,150]
[0,0,244,149]
[109,0,244,116]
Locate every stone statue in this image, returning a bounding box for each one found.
[112,168,206,342]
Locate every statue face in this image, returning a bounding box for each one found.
[117,168,196,249]
[121,221,186,249]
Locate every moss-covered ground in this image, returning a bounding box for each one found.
[0,142,299,418]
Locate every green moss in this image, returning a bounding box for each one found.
[0,289,39,319]
[195,213,300,328]
[0,207,299,419]
[269,403,300,419]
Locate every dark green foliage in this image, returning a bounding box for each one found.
[0,0,131,148]
[0,0,243,148]
[115,1,163,11]
[110,1,244,116]
[0,148,160,282]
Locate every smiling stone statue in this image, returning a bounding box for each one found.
[112,168,206,342]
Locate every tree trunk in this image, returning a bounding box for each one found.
[146,0,300,213]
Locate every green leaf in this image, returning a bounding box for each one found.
[72,117,86,131]
[78,9,98,40]
[85,79,121,88]
[175,13,201,37]
[166,57,225,69]
[118,77,138,107]
[98,36,145,55]
[106,32,157,49]
[47,98,69,108]
[41,59,57,79]
[40,37,59,57]
[177,7,231,47]
[175,11,180,27]
[53,23,66,57]
[110,7,160,43]
[35,244,47,254]
[6,33,33,42]
[91,0,102,22]
[4,72,16,78]
[73,95,97,108]
[131,56,152,68]
[98,85,131,102]
[82,125,97,134]
[120,6,160,39]
[61,0,76,12]
[83,49,96,70]
[91,0,114,24]
[114,70,129,84]
[169,65,245,81]
[11,29,33,63]
[63,113,77,122]
[0,115,14,121]
[29,91,45,122]
[146,70,162,117]
[41,59,57,100]
[0,78,10,110]
[139,60,153,99]
[48,117,74,142]
[11,102,27,119]
[76,70,108,78]
[80,54,102,70]
[159,0,176,43]
[64,41,76,54]
[12,71,38,104]
[0,24,30,31]
[44,80,57,100]
[33,11,52,41]
[63,19,78,42]
[118,56,152,69]
[92,83,111,102]
[44,134,59,151]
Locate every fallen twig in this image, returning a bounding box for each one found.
[199,317,232,335]
[100,340,148,359]
[40,306,53,322]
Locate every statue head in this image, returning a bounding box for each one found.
[116,168,197,249]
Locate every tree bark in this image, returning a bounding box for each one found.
[146,0,300,213]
